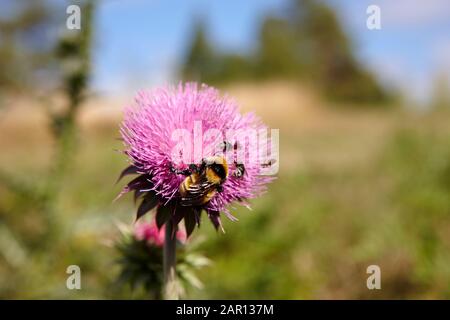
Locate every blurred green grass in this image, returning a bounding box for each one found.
[0,99,449,299]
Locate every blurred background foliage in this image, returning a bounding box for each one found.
[0,0,449,299]
[182,0,394,104]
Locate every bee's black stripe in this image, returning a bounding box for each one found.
[210,163,227,180]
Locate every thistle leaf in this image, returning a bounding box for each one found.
[116,165,139,183]
[184,253,212,268]
[177,265,203,289]
[172,210,184,226]
[114,175,150,202]
[193,207,202,227]
[136,191,158,221]
[133,188,145,203]
[207,210,224,233]
[184,209,197,238]
[156,203,173,229]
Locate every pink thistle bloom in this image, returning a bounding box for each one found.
[135,219,186,247]
[117,83,276,236]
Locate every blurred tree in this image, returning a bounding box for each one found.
[0,0,95,246]
[52,0,93,176]
[181,21,217,83]
[0,0,55,94]
[0,1,96,300]
[213,54,254,83]
[256,17,300,79]
[180,0,392,105]
[289,0,389,103]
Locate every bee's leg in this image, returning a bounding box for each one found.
[198,160,207,173]
[170,165,192,176]
[216,185,223,193]
[219,141,233,153]
[233,161,245,177]
[189,163,199,173]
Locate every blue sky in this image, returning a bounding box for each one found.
[92,0,450,104]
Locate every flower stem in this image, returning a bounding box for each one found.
[163,221,178,300]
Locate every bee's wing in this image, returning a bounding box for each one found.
[180,180,215,206]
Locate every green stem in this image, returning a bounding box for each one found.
[163,221,178,300]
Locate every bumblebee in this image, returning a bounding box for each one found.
[218,140,245,178]
[173,156,229,206]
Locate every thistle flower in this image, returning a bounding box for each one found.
[115,219,209,298]
[117,82,276,237]
[135,219,186,247]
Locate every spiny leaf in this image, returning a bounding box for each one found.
[116,165,139,183]
[207,210,224,233]
[133,188,145,203]
[193,208,202,227]
[136,191,158,221]
[184,254,212,268]
[172,209,185,226]
[184,209,197,238]
[156,203,173,229]
[177,265,203,289]
[114,175,150,202]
